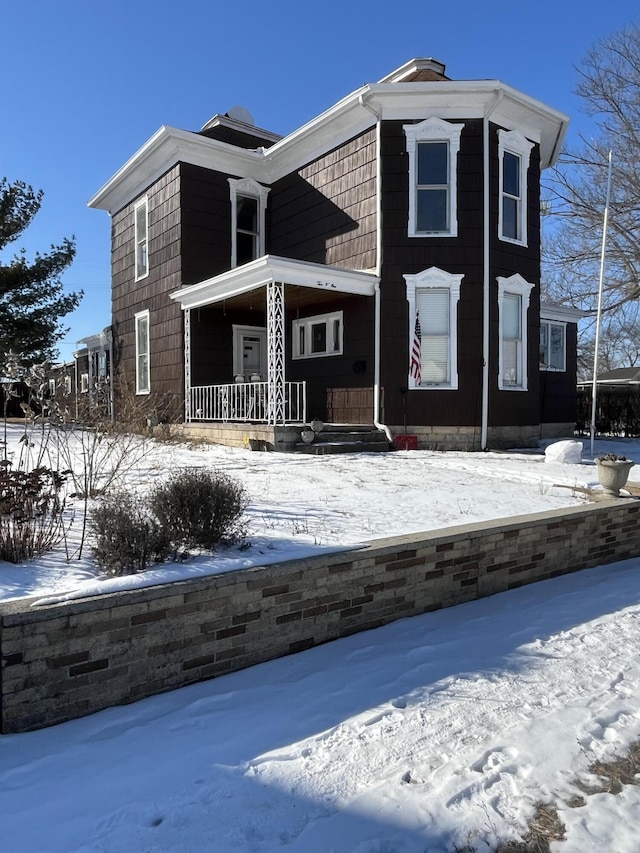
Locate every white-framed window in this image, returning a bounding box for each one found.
[498,274,534,390]
[134,197,149,280]
[63,375,72,395]
[403,117,464,238]
[404,267,463,389]
[48,379,56,396]
[540,320,566,371]
[80,373,89,394]
[135,309,150,394]
[292,311,344,359]
[228,178,270,268]
[97,351,107,379]
[498,130,534,246]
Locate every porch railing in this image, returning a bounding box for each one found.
[189,381,306,424]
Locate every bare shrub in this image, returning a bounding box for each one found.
[90,490,171,576]
[0,463,69,562]
[149,468,247,551]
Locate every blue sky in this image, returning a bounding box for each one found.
[3,0,638,362]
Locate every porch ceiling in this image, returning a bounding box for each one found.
[170,255,379,311]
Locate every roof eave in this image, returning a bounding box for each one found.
[170,255,379,310]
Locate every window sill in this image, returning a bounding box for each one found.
[498,234,528,248]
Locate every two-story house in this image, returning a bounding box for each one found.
[89,58,581,451]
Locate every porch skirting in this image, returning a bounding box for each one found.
[171,422,302,452]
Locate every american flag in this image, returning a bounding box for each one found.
[410,313,421,384]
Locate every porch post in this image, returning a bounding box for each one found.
[266,280,285,424]
[184,308,192,422]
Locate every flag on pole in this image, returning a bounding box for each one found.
[410,313,421,384]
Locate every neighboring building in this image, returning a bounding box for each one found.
[89,57,580,450]
[74,328,113,420]
[578,367,640,387]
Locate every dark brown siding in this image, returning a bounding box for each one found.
[269,129,377,269]
[111,166,184,419]
[379,118,545,433]
[540,323,579,425]
[180,164,233,285]
[379,118,485,428]
[487,123,541,428]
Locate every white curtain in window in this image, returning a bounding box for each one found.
[502,294,521,385]
[417,288,449,383]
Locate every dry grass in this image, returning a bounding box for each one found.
[575,741,640,796]
[495,803,565,853]
[483,739,640,852]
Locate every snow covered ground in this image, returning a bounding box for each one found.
[2,426,640,851]
[0,425,635,604]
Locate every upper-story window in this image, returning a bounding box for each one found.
[135,309,150,395]
[228,178,270,268]
[497,274,534,390]
[134,197,149,280]
[292,311,343,359]
[63,375,72,395]
[540,320,566,371]
[404,266,463,389]
[498,130,534,246]
[403,117,464,238]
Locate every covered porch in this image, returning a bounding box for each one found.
[170,255,379,429]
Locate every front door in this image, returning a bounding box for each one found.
[233,325,267,379]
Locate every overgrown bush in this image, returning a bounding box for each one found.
[90,491,171,576]
[0,464,68,562]
[149,468,247,550]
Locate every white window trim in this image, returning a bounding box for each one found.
[498,130,534,247]
[134,196,149,281]
[540,319,567,372]
[135,309,151,395]
[80,373,89,394]
[64,375,72,395]
[497,274,534,391]
[292,311,344,360]
[48,379,56,396]
[403,117,464,238]
[404,266,463,389]
[228,178,270,269]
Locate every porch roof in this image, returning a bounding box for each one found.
[170,255,379,310]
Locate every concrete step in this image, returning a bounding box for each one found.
[294,424,391,454]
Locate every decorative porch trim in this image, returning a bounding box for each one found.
[266,281,286,424]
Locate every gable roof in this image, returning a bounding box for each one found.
[89,60,569,215]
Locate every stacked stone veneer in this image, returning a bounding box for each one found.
[2,499,640,733]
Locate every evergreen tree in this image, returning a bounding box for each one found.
[0,178,81,367]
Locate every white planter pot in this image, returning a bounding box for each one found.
[596,458,634,497]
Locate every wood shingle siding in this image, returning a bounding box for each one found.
[269,129,377,269]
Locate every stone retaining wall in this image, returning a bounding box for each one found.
[2,499,639,734]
